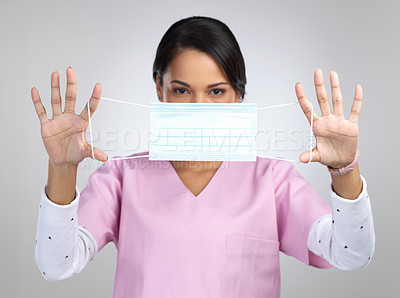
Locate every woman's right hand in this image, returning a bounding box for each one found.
[31,67,108,167]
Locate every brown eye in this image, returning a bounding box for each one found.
[174,88,188,94]
[210,88,225,95]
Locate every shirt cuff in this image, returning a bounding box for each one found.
[39,184,81,222]
[329,174,368,205]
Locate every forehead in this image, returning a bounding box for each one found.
[165,50,229,84]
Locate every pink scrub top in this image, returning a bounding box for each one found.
[77,153,332,298]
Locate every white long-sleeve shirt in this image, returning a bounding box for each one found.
[34,174,374,282]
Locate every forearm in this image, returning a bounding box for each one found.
[46,158,78,205]
[330,163,363,200]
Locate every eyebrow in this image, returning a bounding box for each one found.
[169,80,230,88]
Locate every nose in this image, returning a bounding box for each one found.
[190,93,212,104]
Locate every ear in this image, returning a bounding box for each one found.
[234,90,243,103]
[155,75,163,102]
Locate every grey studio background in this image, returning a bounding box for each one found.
[1,0,399,297]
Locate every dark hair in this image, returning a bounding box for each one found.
[152,16,247,99]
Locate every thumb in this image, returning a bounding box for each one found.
[84,144,108,162]
[299,148,320,164]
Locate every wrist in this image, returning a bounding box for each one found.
[49,158,79,171]
[327,148,359,176]
[47,158,78,205]
[330,164,363,199]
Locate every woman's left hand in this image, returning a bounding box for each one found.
[295,68,362,169]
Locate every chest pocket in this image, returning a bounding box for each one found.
[224,234,280,298]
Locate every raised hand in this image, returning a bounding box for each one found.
[295,68,361,169]
[31,67,108,167]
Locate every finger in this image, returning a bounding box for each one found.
[330,70,344,117]
[299,147,321,163]
[64,67,77,113]
[349,84,363,123]
[31,87,50,125]
[314,68,331,116]
[79,83,102,121]
[295,82,318,124]
[50,71,62,117]
[83,143,108,162]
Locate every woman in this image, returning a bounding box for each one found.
[32,16,374,297]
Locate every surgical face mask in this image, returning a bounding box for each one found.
[88,98,314,163]
[149,102,257,161]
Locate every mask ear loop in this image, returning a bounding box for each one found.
[308,102,314,164]
[254,101,315,164]
[87,97,96,161]
[87,97,151,162]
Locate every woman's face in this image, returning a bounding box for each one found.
[156,50,242,103]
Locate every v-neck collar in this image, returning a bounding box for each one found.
[149,159,234,231]
[166,160,226,199]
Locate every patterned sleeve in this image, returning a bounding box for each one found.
[34,185,97,281]
[307,175,375,270]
